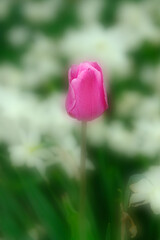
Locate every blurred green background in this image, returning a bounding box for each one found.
[0,0,160,239]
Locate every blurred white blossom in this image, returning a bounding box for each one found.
[0,63,22,88]
[115,91,143,117]
[134,119,160,158]
[21,0,62,24]
[9,130,50,174]
[0,35,62,89]
[0,0,13,20]
[130,167,160,214]
[76,0,104,24]
[61,25,132,78]
[0,86,92,177]
[51,146,93,179]
[141,63,160,93]
[21,34,62,87]
[106,121,137,157]
[144,0,160,23]
[117,1,160,44]
[88,118,107,146]
[7,26,30,47]
[116,92,160,120]
[107,91,160,158]
[104,118,160,158]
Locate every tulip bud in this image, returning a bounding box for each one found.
[65,61,108,121]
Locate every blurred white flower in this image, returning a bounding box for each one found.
[0,36,62,89]
[0,87,90,178]
[76,0,104,24]
[117,1,160,44]
[115,91,143,118]
[130,166,160,214]
[88,117,107,146]
[135,97,160,120]
[29,93,75,137]
[134,119,160,158]
[0,63,22,88]
[0,89,74,144]
[8,124,85,178]
[116,92,160,120]
[7,26,30,47]
[21,0,61,24]
[141,0,160,26]
[0,89,49,173]
[61,0,159,81]
[112,91,160,157]
[105,121,137,157]
[0,0,13,20]
[141,63,160,93]
[0,87,38,123]
[51,146,93,179]
[0,87,40,143]
[22,34,62,87]
[104,118,160,158]
[60,24,132,78]
[9,129,50,174]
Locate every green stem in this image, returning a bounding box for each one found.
[79,121,87,240]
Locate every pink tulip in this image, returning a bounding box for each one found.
[65,61,108,121]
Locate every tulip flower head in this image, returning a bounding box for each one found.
[65,61,108,121]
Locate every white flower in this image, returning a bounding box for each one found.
[142,0,160,25]
[130,167,160,214]
[51,146,93,179]
[105,121,137,157]
[88,117,107,146]
[8,120,92,178]
[115,91,143,118]
[7,26,30,47]
[30,93,75,138]
[9,129,50,175]
[116,92,160,120]
[104,118,160,158]
[134,119,160,158]
[112,91,160,157]
[21,34,62,87]
[21,0,62,24]
[0,33,62,89]
[76,0,104,24]
[0,63,22,88]
[60,24,132,78]
[0,87,38,122]
[135,97,160,120]
[0,88,91,178]
[0,87,41,143]
[0,0,13,20]
[117,1,160,44]
[141,63,160,93]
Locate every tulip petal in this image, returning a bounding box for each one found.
[65,82,76,115]
[78,62,108,109]
[68,65,79,82]
[90,62,108,107]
